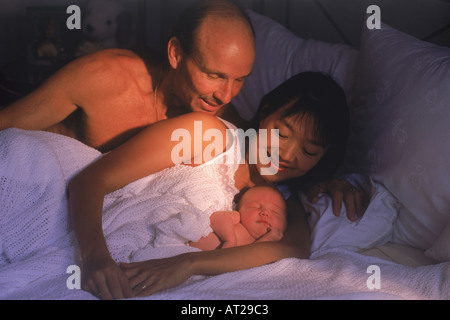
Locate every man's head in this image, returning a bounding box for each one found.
[167,0,255,114]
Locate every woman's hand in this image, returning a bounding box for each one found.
[304,178,370,221]
[81,253,133,300]
[120,254,194,297]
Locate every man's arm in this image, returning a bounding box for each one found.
[0,69,77,131]
[0,49,133,132]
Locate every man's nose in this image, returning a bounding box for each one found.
[214,80,234,105]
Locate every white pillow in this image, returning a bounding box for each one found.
[425,220,450,262]
[344,22,450,250]
[231,10,358,120]
[303,174,398,254]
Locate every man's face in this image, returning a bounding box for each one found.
[170,17,255,114]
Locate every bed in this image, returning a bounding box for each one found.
[1,5,450,301]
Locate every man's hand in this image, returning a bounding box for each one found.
[304,178,370,221]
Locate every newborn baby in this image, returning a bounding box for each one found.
[190,185,287,250]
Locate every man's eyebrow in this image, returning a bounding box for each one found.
[205,67,252,80]
[192,56,252,79]
[241,70,252,79]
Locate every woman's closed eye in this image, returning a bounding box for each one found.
[303,148,318,156]
[274,128,288,139]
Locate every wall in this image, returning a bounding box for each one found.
[0,0,449,68]
[139,0,450,50]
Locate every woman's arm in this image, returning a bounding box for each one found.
[68,112,227,299]
[121,195,310,297]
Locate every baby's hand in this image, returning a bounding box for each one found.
[256,228,284,243]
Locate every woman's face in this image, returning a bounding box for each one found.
[256,104,328,183]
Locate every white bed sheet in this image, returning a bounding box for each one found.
[2,247,448,300]
[1,130,448,300]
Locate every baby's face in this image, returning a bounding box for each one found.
[238,186,287,240]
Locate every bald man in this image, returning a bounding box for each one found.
[0,0,255,152]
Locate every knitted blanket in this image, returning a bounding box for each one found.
[0,128,236,296]
[1,129,449,300]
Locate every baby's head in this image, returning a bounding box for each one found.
[234,185,287,240]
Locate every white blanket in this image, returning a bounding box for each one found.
[0,128,234,296]
[2,248,449,300]
[303,173,399,254]
[1,129,449,300]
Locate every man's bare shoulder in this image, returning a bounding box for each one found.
[60,49,152,99]
[72,49,147,78]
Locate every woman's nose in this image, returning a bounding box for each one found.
[279,143,299,163]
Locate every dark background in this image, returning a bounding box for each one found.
[1,0,449,105]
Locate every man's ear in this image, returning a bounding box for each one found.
[167,36,182,69]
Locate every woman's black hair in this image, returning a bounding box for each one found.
[254,71,350,190]
[169,0,254,57]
